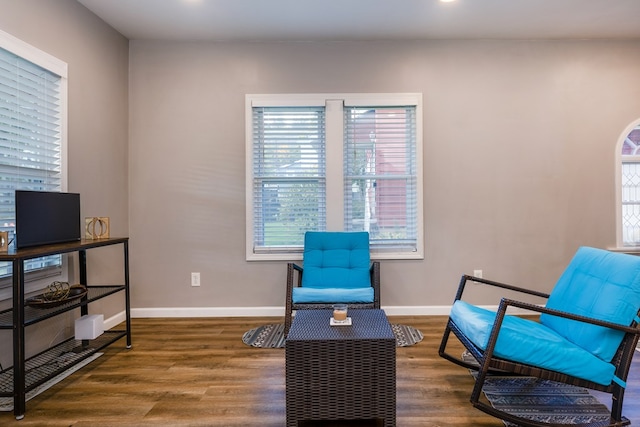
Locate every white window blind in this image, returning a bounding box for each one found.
[344,106,418,252]
[251,106,326,252]
[0,45,64,279]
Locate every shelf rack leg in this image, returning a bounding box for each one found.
[12,259,25,420]
[124,240,132,348]
[79,250,88,317]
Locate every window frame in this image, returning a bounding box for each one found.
[0,29,69,301]
[616,118,640,249]
[245,93,424,261]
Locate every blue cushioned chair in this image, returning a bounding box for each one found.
[439,247,640,427]
[284,231,380,335]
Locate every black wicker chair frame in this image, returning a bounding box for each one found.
[439,274,640,427]
[284,261,380,336]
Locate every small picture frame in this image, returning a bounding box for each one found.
[85,217,110,239]
[0,231,8,252]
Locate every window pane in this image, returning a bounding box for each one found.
[344,106,417,251]
[621,124,640,246]
[0,46,63,279]
[252,107,326,250]
[621,125,640,156]
[622,160,640,245]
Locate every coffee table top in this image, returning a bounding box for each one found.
[286,309,394,342]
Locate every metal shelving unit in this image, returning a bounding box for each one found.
[0,238,131,420]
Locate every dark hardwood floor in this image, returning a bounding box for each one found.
[0,316,638,426]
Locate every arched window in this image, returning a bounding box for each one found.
[617,120,640,247]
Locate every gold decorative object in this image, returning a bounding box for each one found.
[43,281,71,302]
[85,217,110,239]
[26,283,88,309]
[0,231,8,252]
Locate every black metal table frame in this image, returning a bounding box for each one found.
[0,237,132,419]
[285,309,396,427]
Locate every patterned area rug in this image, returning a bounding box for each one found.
[462,352,611,426]
[482,375,611,426]
[242,323,423,348]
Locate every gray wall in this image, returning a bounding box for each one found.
[0,0,129,366]
[129,39,640,312]
[2,0,640,322]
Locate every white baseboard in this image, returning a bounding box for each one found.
[104,311,128,330]
[100,304,539,324]
[129,306,453,318]
[127,304,536,318]
[383,306,452,316]
[131,306,286,318]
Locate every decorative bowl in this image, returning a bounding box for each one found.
[26,284,88,309]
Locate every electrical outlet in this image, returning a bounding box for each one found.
[191,272,200,287]
[473,269,483,278]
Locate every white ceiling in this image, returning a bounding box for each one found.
[76,0,640,42]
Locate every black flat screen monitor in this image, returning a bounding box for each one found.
[15,190,81,248]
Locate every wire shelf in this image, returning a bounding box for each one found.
[0,330,126,396]
[0,286,124,329]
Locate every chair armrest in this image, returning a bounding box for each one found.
[499,298,640,335]
[454,274,550,302]
[286,262,302,301]
[292,263,303,278]
[286,262,303,290]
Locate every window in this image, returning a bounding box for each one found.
[344,105,418,252]
[618,121,640,247]
[250,105,326,249]
[0,30,68,294]
[246,93,423,260]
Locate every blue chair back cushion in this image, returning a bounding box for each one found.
[540,247,640,362]
[301,231,371,289]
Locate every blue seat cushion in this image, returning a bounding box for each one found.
[540,247,640,362]
[292,287,375,304]
[302,231,371,289]
[450,300,616,386]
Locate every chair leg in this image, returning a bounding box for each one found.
[284,307,292,336]
[438,320,484,372]
[437,323,455,361]
[611,383,626,422]
[284,263,296,337]
[469,360,488,406]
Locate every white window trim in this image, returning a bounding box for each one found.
[0,30,69,301]
[245,93,424,261]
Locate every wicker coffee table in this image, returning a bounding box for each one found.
[285,309,396,427]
